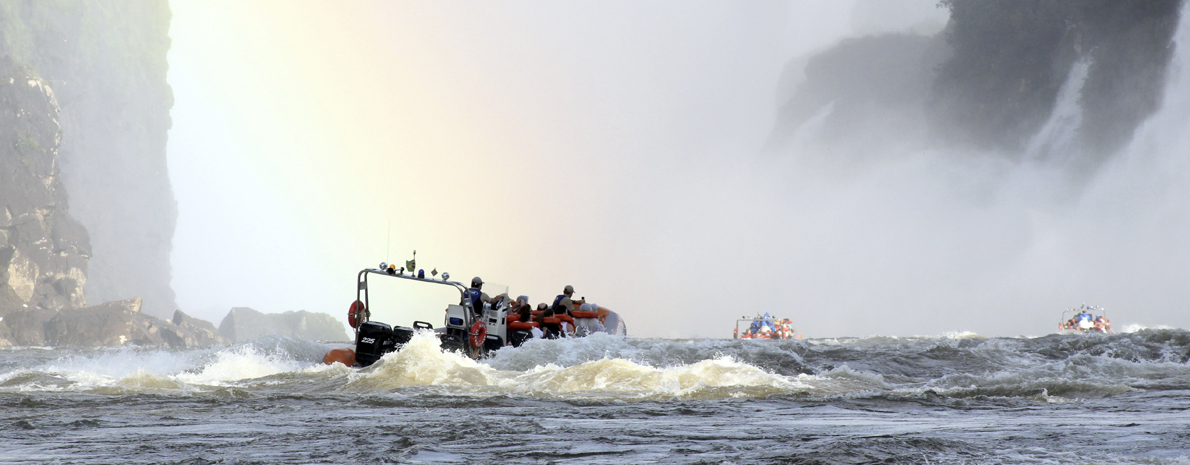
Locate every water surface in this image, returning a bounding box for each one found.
[2,330,1188,463]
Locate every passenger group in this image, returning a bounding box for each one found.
[466,278,598,339]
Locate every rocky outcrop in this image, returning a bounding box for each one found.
[218,307,350,343]
[0,1,177,318]
[0,57,91,315]
[43,297,144,346]
[172,309,226,347]
[39,297,227,348]
[0,306,56,347]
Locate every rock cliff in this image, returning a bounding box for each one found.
[0,0,177,318]
[0,57,90,318]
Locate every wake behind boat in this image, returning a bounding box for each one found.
[324,263,628,366]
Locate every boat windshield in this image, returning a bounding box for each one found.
[484,282,510,301]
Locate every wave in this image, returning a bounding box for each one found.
[1,329,1187,402]
[345,332,810,401]
[1121,323,1181,333]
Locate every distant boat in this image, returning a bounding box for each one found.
[1059,304,1113,333]
[734,314,801,340]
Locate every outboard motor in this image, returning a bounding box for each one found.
[509,329,533,347]
[355,321,415,367]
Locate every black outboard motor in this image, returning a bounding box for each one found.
[509,329,533,348]
[355,321,415,367]
[483,335,504,352]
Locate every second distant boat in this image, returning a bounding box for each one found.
[734,313,801,340]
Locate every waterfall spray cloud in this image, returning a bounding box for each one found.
[167,0,1189,338]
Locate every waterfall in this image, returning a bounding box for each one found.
[1024,60,1090,163]
[1121,6,1190,168]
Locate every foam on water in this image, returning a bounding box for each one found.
[942,330,984,340]
[174,345,307,386]
[5,333,1188,464]
[1122,323,1179,333]
[1,330,1187,403]
[0,336,332,394]
[346,331,494,391]
[490,355,806,401]
[345,331,807,400]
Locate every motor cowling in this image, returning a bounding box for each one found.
[509,329,533,348]
[354,321,414,367]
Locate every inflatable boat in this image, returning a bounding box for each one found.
[1059,304,1112,333]
[324,265,627,367]
[733,313,801,340]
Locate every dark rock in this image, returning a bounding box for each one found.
[218,307,350,343]
[0,307,57,347]
[0,1,177,318]
[44,297,150,346]
[40,297,226,348]
[0,56,90,316]
[172,309,227,347]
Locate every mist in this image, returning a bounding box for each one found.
[166,0,1190,339]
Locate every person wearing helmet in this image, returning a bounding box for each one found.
[551,284,582,316]
[464,276,492,312]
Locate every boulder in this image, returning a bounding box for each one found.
[172,309,227,347]
[218,307,349,343]
[0,307,57,347]
[41,297,226,348]
[44,297,152,346]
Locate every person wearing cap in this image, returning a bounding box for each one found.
[464,276,492,313]
[551,285,582,316]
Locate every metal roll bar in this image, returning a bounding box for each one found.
[355,268,473,330]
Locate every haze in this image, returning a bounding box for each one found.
[166,0,1190,338]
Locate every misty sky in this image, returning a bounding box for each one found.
[165,0,1190,338]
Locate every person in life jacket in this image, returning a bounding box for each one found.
[507,295,533,323]
[551,284,581,316]
[533,302,563,338]
[762,313,776,334]
[464,276,492,314]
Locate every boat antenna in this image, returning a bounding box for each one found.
[386,220,391,263]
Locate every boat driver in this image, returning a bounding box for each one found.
[551,285,582,316]
[465,276,493,313]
